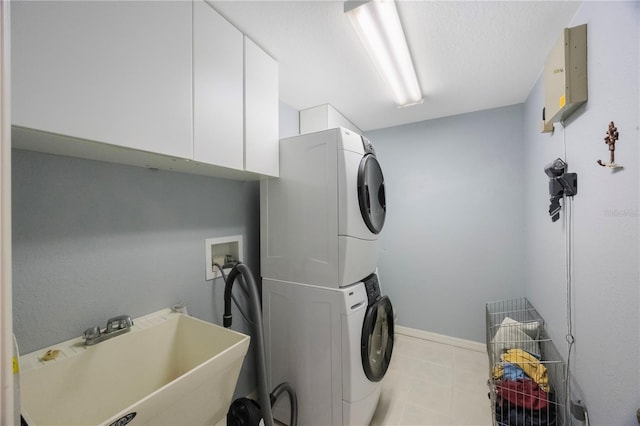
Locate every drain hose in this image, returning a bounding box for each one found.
[225,263,298,426]
[271,382,298,426]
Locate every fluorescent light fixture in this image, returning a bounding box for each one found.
[345,0,423,106]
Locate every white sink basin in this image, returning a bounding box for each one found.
[19,310,250,426]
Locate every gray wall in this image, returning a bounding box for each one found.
[12,101,300,398]
[365,104,526,343]
[522,2,639,423]
[279,100,300,139]
[12,150,260,396]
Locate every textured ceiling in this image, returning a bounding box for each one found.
[211,1,582,132]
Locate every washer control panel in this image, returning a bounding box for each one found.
[363,273,381,304]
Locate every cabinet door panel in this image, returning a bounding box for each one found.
[12,1,193,159]
[244,37,279,177]
[193,0,244,170]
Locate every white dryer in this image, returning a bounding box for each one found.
[262,273,394,426]
[261,127,386,288]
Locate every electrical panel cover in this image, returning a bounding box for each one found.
[543,24,588,125]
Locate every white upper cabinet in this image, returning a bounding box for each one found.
[12,0,280,178]
[11,1,193,159]
[193,0,244,170]
[244,37,279,177]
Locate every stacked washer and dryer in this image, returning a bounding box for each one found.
[260,127,394,425]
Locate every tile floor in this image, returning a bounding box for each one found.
[370,334,493,426]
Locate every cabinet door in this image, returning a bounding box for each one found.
[11,1,193,159]
[244,37,279,177]
[193,0,244,170]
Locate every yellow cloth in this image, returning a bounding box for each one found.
[492,364,504,380]
[500,349,550,392]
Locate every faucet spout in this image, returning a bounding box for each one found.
[83,315,133,346]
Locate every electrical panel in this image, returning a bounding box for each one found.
[543,24,588,128]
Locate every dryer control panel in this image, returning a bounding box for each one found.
[361,136,376,155]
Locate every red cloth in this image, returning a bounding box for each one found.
[496,378,550,410]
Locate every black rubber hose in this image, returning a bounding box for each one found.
[224,263,275,426]
[270,382,298,426]
[222,270,234,328]
[215,263,253,326]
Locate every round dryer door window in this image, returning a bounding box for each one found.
[361,295,394,382]
[357,154,386,234]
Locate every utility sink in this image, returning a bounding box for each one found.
[19,310,250,426]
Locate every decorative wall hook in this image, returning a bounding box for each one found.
[597,121,622,169]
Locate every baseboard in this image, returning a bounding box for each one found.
[395,325,486,353]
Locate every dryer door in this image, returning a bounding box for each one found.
[357,154,386,234]
[361,295,394,382]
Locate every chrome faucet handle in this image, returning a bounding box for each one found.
[83,326,102,341]
[105,315,133,332]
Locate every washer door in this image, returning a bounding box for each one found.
[357,154,386,234]
[361,295,394,382]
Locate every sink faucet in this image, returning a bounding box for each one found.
[83,315,133,346]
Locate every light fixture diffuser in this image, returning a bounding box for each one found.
[345,0,423,106]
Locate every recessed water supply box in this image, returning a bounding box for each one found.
[543,24,588,129]
[205,235,243,280]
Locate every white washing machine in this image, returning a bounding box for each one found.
[262,273,394,426]
[260,127,386,288]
